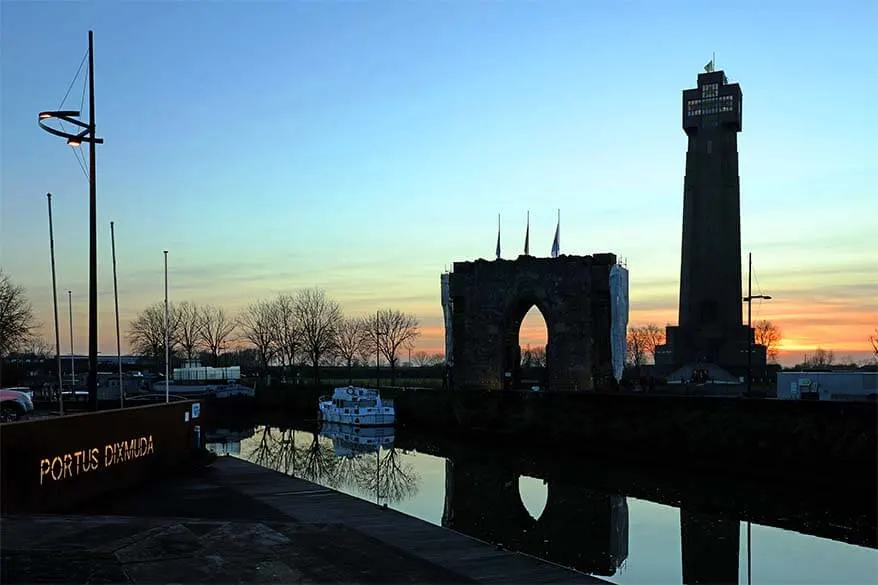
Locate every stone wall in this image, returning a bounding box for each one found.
[448,253,617,391]
[1,401,202,514]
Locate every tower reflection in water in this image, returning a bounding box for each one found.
[680,510,741,585]
[224,425,775,585]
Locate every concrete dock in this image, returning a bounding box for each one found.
[1,456,606,584]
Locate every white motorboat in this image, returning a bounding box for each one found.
[318,386,395,426]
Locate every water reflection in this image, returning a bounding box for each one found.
[206,422,878,585]
[204,427,254,456]
[236,424,419,505]
[442,454,629,576]
[680,510,739,585]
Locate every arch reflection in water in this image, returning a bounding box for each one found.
[442,454,629,576]
[518,475,548,520]
[243,425,420,506]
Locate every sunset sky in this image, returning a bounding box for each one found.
[2,1,876,367]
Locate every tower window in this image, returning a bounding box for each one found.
[702,83,719,98]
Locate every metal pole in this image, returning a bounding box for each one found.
[747,252,752,397]
[86,30,99,411]
[164,250,169,403]
[47,193,64,416]
[111,221,123,408]
[747,521,752,585]
[68,290,74,391]
[375,310,380,389]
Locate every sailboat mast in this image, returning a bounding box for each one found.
[164,250,169,403]
[111,221,123,407]
[47,193,65,416]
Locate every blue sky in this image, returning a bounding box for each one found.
[2,0,876,361]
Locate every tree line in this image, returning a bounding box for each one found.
[625,319,785,367]
[3,268,876,383]
[126,287,425,384]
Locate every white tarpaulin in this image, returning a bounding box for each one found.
[609,264,629,381]
[441,273,453,363]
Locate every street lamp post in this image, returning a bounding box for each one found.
[743,252,771,397]
[38,30,103,410]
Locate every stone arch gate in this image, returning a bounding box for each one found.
[442,253,623,391]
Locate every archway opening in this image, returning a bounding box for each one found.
[518,474,549,522]
[518,305,548,390]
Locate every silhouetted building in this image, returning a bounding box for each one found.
[656,69,766,380]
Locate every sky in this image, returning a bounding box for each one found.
[2,0,876,366]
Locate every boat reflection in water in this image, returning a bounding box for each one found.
[242,425,419,506]
[318,422,395,457]
[217,422,877,585]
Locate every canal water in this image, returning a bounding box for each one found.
[206,424,877,584]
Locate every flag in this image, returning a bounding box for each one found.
[495,214,501,260]
[550,211,560,258]
[524,211,530,256]
[704,59,714,73]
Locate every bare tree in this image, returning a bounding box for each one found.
[430,352,445,365]
[370,309,420,383]
[238,299,279,374]
[754,320,783,363]
[358,321,378,367]
[274,293,301,378]
[298,433,338,483]
[175,301,201,361]
[198,304,237,366]
[531,346,547,367]
[334,316,369,383]
[626,329,647,368]
[295,288,342,385]
[128,302,180,364]
[24,337,52,359]
[412,351,432,367]
[626,324,665,369]
[514,345,548,368]
[803,347,834,369]
[632,324,665,362]
[870,329,877,359]
[352,447,420,505]
[0,269,38,362]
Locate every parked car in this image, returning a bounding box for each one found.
[0,388,35,422]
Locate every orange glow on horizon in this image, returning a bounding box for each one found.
[44,296,875,369]
[409,302,875,367]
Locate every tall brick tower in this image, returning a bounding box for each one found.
[656,68,765,379]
